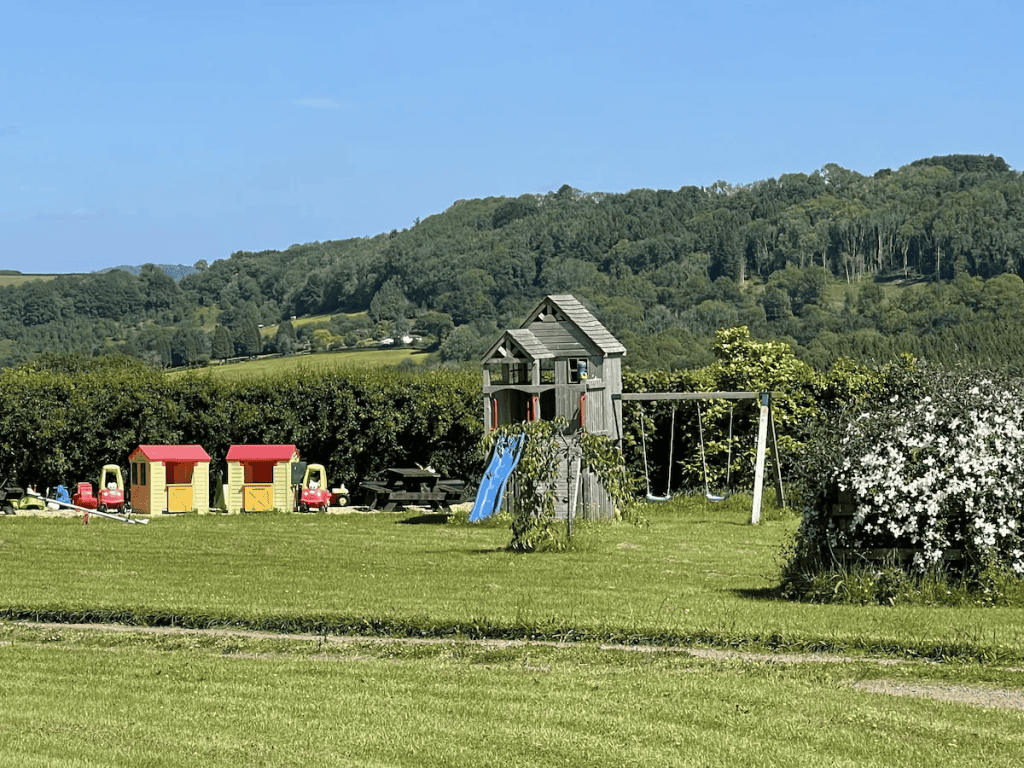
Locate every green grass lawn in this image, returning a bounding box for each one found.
[3,623,1021,767]
[3,497,1023,766]
[2,497,1021,660]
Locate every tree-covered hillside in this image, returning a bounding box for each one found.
[2,154,1023,371]
[101,264,198,282]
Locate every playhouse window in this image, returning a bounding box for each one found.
[244,462,274,483]
[167,462,194,484]
[540,360,555,384]
[489,362,530,385]
[132,462,147,486]
[489,364,509,385]
[568,358,589,384]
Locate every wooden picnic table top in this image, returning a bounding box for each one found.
[386,467,440,480]
[359,468,466,511]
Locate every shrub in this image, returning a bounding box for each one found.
[786,359,1024,588]
[483,418,636,552]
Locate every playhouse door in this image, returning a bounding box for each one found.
[167,485,193,513]
[243,484,274,511]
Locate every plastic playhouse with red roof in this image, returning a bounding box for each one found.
[129,445,212,514]
[225,444,300,513]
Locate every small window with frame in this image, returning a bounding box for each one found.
[488,365,509,385]
[568,358,589,384]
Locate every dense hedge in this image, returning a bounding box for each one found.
[0,359,484,494]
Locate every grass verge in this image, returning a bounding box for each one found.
[2,623,1023,767]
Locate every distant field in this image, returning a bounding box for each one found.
[0,273,61,287]
[259,312,371,339]
[293,311,369,328]
[820,273,927,312]
[168,348,430,380]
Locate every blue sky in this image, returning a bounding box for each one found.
[3,0,1021,274]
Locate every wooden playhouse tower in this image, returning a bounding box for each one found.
[128,445,211,514]
[225,444,300,513]
[481,294,625,519]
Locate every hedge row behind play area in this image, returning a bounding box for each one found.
[0,358,483,493]
[0,329,854,498]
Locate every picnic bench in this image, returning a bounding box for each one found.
[360,468,467,511]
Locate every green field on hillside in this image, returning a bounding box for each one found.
[261,311,370,334]
[167,347,432,380]
[0,272,60,287]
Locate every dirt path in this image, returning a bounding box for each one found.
[9,620,1024,711]
[850,680,1024,711]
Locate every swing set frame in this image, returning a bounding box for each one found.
[619,391,785,524]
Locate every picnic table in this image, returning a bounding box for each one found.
[359,468,467,511]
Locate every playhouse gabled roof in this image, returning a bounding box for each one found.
[481,328,555,365]
[521,294,626,356]
[226,444,298,462]
[130,445,211,463]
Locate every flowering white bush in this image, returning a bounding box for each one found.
[792,362,1024,576]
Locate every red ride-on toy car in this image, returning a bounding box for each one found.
[294,463,347,512]
[74,465,131,514]
[98,464,130,513]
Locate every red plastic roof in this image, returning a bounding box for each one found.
[130,445,211,462]
[226,444,298,462]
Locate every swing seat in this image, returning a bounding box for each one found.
[697,401,735,504]
[638,404,675,503]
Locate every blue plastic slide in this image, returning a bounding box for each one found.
[469,434,526,522]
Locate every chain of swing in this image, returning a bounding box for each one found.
[638,401,735,502]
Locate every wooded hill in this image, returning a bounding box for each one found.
[2,153,1024,372]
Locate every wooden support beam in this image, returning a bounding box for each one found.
[618,391,762,402]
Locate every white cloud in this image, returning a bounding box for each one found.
[34,206,107,221]
[291,97,345,110]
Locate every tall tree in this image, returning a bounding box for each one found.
[211,325,233,360]
[369,277,410,325]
